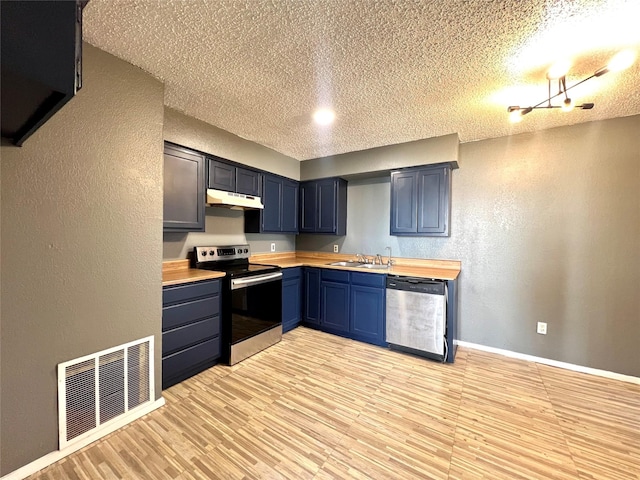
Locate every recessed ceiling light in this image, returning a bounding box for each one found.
[313,108,335,126]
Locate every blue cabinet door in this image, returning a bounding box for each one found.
[208,158,236,191]
[163,144,205,232]
[262,174,283,232]
[350,284,386,346]
[303,268,321,326]
[281,179,299,233]
[282,268,302,333]
[299,182,317,233]
[321,281,350,334]
[417,167,449,235]
[317,179,337,233]
[236,167,260,196]
[390,170,418,234]
[299,178,347,235]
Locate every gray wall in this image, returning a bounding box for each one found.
[0,45,164,475]
[162,108,299,259]
[163,209,295,259]
[297,115,640,377]
[300,133,459,180]
[164,107,300,180]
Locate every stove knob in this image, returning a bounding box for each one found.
[244,248,249,253]
[201,251,207,256]
[209,250,215,256]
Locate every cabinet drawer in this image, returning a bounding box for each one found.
[282,267,302,281]
[162,338,220,382]
[163,280,220,306]
[163,296,219,331]
[163,316,220,356]
[350,272,386,288]
[321,269,349,283]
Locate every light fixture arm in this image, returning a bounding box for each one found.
[528,72,597,110]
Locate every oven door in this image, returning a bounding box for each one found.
[229,271,282,362]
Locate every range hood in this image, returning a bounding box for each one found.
[206,189,264,210]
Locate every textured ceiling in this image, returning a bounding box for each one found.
[83,0,640,160]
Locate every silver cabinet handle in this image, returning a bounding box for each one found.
[231,272,282,290]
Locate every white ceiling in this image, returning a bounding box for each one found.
[83,0,640,161]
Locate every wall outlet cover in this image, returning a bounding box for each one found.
[333,244,339,253]
[537,322,547,335]
[270,243,276,252]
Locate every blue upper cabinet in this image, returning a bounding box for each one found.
[390,170,417,234]
[417,168,447,234]
[245,173,299,234]
[299,182,317,232]
[163,143,205,232]
[299,178,347,235]
[236,167,261,196]
[390,163,454,237]
[208,158,260,196]
[262,174,283,232]
[208,159,236,192]
[282,179,299,232]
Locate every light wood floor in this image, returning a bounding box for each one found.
[29,327,640,480]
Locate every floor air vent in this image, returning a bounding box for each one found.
[58,336,154,449]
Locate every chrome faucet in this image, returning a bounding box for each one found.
[385,246,394,267]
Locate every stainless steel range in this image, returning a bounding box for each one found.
[192,245,282,365]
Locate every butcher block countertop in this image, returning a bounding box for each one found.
[162,252,460,286]
[162,259,225,287]
[251,252,461,281]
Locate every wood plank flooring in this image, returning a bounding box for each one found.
[28,327,640,480]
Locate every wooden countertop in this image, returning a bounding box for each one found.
[162,251,461,286]
[252,251,461,280]
[162,259,225,287]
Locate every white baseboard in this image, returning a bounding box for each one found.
[455,340,640,385]
[1,397,165,480]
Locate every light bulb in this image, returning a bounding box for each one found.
[313,108,335,126]
[562,98,574,112]
[547,59,571,79]
[509,109,523,123]
[607,49,636,73]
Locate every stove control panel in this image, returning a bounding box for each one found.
[194,245,251,262]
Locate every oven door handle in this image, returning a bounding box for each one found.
[231,271,282,290]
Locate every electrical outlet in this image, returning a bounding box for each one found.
[270,243,276,252]
[537,322,547,335]
[333,244,339,253]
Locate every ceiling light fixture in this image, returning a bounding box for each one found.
[507,49,636,122]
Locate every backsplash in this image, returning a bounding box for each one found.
[163,207,295,259]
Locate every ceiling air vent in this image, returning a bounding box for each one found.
[57,336,154,450]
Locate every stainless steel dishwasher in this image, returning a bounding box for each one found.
[386,276,448,362]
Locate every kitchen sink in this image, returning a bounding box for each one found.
[328,261,362,267]
[356,264,389,270]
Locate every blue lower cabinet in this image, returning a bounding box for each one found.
[303,268,321,326]
[162,279,221,389]
[321,280,350,334]
[303,268,386,347]
[350,284,386,346]
[282,267,302,333]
